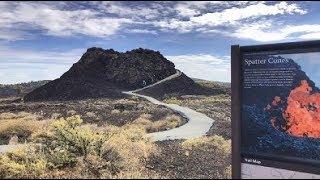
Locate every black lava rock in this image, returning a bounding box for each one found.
[23,47,185,101]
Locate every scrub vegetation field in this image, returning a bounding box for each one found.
[0,79,231,179]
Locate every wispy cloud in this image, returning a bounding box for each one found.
[0,1,312,42]
[190,2,306,26]
[153,2,306,33]
[227,23,320,42]
[125,29,158,35]
[166,54,230,82]
[0,45,83,64]
[0,46,84,84]
[0,2,132,40]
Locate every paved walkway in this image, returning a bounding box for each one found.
[122,70,214,141]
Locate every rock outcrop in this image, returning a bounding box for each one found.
[24,47,196,101]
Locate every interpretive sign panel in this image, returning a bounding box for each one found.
[231,40,320,179]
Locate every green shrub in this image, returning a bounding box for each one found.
[32,115,109,168]
[0,115,158,178]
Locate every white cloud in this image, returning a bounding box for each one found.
[298,32,320,40]
[0,45,84,63]
[0,46,85,84]
[0,2,132,40]
[166,54,230,82]
[174,1,258,18]
[227,23,320,42]
[283,24,320,34]
[0,1,311,42]
[92,1,166,20]
[126,29,158,35]
[282,24,320,40]
[0,29,29,41]
[175,3,200,17]
[153,2,306,33]
[0,63,70,84]
[228,21,287,42]
[191,2,306,26]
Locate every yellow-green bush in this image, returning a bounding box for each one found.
[32,115,110,168]
[0,115,158,179]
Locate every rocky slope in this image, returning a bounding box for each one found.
[139,72,226,99]
[24,47,203,101]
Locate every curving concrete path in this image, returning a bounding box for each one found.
[131,70,182,93]
[122,70,214,141]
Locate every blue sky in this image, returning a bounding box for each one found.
[283,52,320,88]
[0,1,320,84]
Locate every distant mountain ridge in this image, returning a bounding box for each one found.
[0,80,50,98]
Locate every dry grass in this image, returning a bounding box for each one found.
[103,124,159,178]
[114,98,137,105]
[0,145,48,179]
[0,96,178,127]
[181,136,231,179]
[0,112,41,121]
[132,114,183,133]
[164,97,182,105]
[50,113,61,119]
[110,109,120,114]
[165,94,230,105]
[181,135,231,157]
[0,112,48,144]
[148,135,231,179]
[67,110,77,116]
[85,111,100,122]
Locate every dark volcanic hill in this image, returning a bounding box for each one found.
[24,47,214,101]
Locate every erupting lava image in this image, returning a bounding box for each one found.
[283,80,320,138]
[242,54,320,163]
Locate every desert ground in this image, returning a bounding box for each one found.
[0,79,231,179]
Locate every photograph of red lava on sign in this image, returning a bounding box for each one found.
[241,52,320,166]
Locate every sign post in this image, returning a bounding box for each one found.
[232,40,320,179]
